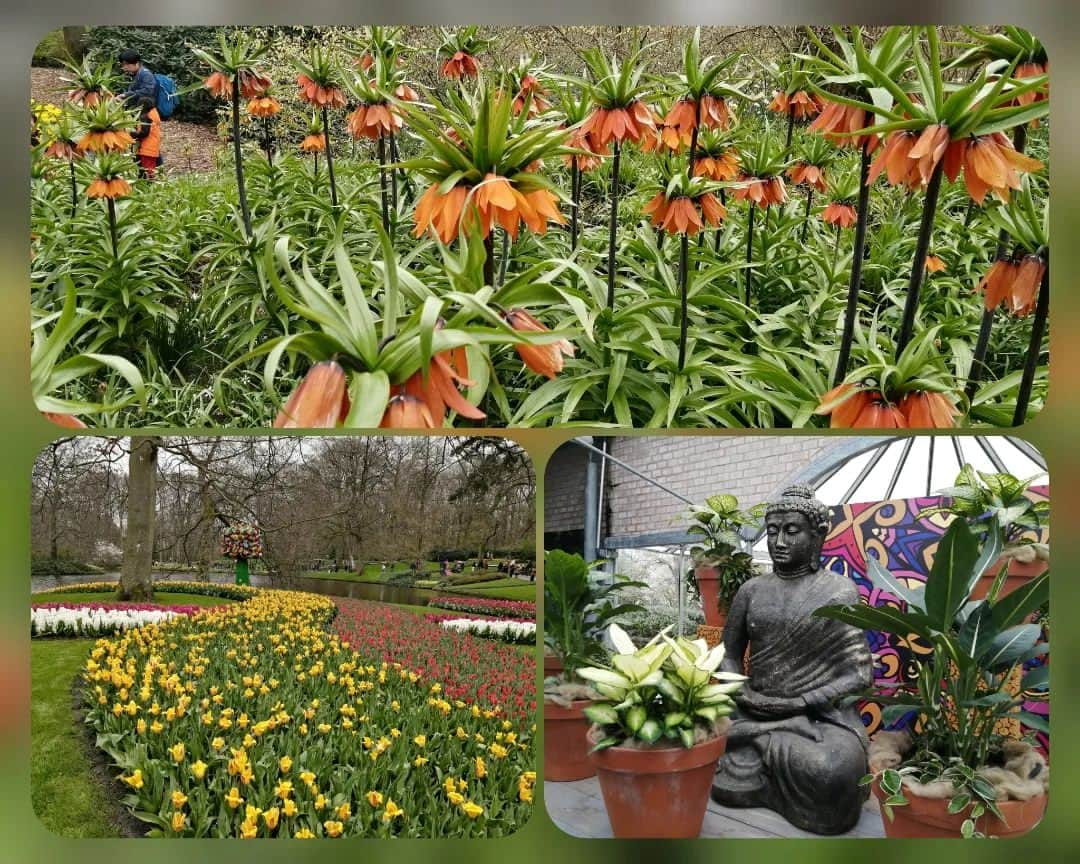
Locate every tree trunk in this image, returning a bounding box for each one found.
[62,27,88,61]
[118,436,159,602]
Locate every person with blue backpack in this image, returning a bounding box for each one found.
[117,49,179,119]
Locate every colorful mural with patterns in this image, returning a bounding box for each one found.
[821,488,1049,752]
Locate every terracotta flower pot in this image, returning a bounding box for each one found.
[544,699,596,781]
[694,564,728,629]
[543,653,564,677]
[970,555,1049,601]
[872,779,1046,838]
[588,733,727,838]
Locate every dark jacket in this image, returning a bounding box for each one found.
[123,66,157,106]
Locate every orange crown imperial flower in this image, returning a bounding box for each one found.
[976,255,1045,317]
[247,96,281,117]
[942,132,1043,205]
[897,391,959,428]
[86,177,131,199]
[77,129,135,154]
[733,174,787,209]
[580,101,657,149]
[205,71,234,100]
[693,150,739,181]
[296,74,346,109]
[380,393,436,429]
[822,202,857,228]
[441,51,480,80]
[403,348,486,425]
[301,134,326,153]
[787,162,827,193]
[347,103,402,140]
[504,308,574,379]
[273,360,350,429]
[642,192,726,236]
[237,69,273,99]
[808,99,879,151]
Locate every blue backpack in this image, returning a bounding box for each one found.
[154,73,179,119]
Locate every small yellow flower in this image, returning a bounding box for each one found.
[282,798,298,818]
[314,794,327,810]
[456,726,468,739]
[191,760,207,781]
[390,728,401,739]
[168,742,185,763]
[279,755,292,773]
[390,700,400,712]
[336,801,351,820]
[318,723,332,734]
[239,819,258,839]
[382,800,404,822]
[294,827,314,838]
[323,820,343,837]
[413,756,428,767]
[225,787,244,809]
[366,790,383,808]
[171,811,186,833]
[121,769,143,790]
[490,743,509,759]
[136,719,147,735]
[474,756,487,779]
[447,790,465,806]
[171,790,188,809]
[263,806,280,830]
[300,770,316,787]
[211,737,225,750]
[150,720,164,734]
[413,734,426,747]
[461,801,484,820]
[275,779,293,799]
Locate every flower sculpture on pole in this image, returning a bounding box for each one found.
[437,26,491,80]
[397,84,568,285]
[221,521,263,586]
[295,43,347,208]
[579,45,658,311]
[643,169,726,371]
[192,32,272,239]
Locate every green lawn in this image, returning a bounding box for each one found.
[32,591,237,607]
[442,584,536,601]
[31,639,123,837]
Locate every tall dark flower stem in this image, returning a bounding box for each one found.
[313,153,319,180]
[895,158,946,357]
[388,130,400,218]
[784,108,796,156]
[800,188,814,244]
[377,133,390,231]
[498,228,510,287]
[570,161,580,250]
[744,203,756,307]
[1012,259,1049,425]
[677,232,690,371]
[483,234,495,287]
[106,197,118,260]
[321,106,338,208]
[605,140,622,311]
[833,140,873,386]
[966,124,1030,400]
[69,159,78,218]
[230,86,253,238]
[261,118,274,163]
[832,223,842,267]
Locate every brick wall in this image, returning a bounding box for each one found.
[543,441,588,533]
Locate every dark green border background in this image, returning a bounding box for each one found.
[3,1,1078,860]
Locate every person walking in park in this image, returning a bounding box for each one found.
[118,49,158,107]
[132,97,162,179]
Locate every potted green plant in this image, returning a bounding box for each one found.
[815,519,1049,838]
[922,464,1049,600]
[576,623,745,838]
[685,494,765,628]
[543,550,645,781]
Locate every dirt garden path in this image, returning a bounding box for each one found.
[32,66,223,175]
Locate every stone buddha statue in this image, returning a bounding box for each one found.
[711,485,873,835]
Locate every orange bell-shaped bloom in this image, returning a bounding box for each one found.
[822,202,857,228]
[346,103,401,140]
[816,383,874,428]
[787,162,827,193]
[505,308,575,379]
[300,134,326,153]
[247,96,281,117]
[296,74,346,109]
[693,150,739,181]
[403,348,486,425]
[562,126,607,172]
[441,51,480,80]
[699,95,733,130]
[42,411,87,428]
[273,360,350,428]
[898,391,958,428]
[924,254,946,273]
[944,133,1044,205]
[809,99,878,151]
[237,69,272,99]
[581,100,657,149]
[86,176,131,199]
[77,129,135,154]
[380,392,436,428]
[205,71,233,100]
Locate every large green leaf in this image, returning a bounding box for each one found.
[925,520,980,630]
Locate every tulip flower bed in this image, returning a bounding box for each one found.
[31,26,1048,429]
[433,617,536,645]
[32,602,213,638]
[427,596,536,620]
[82,588,536,837]
[35,581,258,602]
[333,599,536,724]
